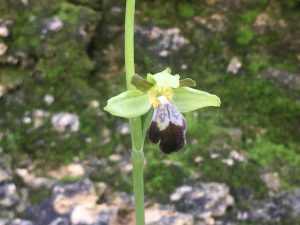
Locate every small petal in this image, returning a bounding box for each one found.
[104,90,151,118]
[131,75,154,92]
[148,97,186,154]
[179,78,196,87]
[147,68,180,88]
[172,87,221,113]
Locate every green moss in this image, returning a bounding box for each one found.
[249,140,300,188]
[178,3,196,18]
[144,150,188,203]
[28,189,51,205]
[241,9,260,23]
[58,2,81,24]
[237,26,255,45]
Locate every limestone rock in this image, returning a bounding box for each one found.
[135,26,189,58]
[70,204,118,225]
[51,113,80,132]
[0,42,8,55]
[0,25,9,37]
[10,219,34,225]
[16,168,55,189]
[145,204,194,225]
[226,57,242,74]
[171,182,234,219]
[52,179,97,214]
[48,163,86,180]
[0,183,19,207]
[261,172,280,195]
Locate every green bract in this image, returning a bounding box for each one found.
[104,69,221,118]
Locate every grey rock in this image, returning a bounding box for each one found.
[135,26,189,58]
[16,168,55,189]
[260,68,300,90]
[41,17,64,34]
[0,183,20,207]
[0,42,8,56]
[10,219,34,225]
[70,204,118,225]
[0,25,9,37]
[145,204,194,225]
[0,151,12,183]
[226,57,242,74]
[51,113,80,132]
[116,121,130,135]
[242,189,300,223]
[48,217,69,225]
[261,172,281,195]
[171,182,234,219]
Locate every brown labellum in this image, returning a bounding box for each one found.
[148,97,186,154]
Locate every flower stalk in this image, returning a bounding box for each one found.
[125,0,145,224]
[105,0,221,223]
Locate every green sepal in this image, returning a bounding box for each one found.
[131,75,154,92]
[179,78,196,87]
[104,90,151,118]
[173,87,221,112]
[146,73,156,85]
[146,68,180,88]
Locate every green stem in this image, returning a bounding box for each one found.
[125,0,145,224]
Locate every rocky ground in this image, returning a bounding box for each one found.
[1,147,300,225]
[1,0,300,224]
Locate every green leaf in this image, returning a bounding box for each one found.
[173,87,221,112]
[147,68,180,88]
[104,90,151,118]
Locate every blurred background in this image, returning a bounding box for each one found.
[0,0,300,224]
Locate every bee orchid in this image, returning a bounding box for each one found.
[104,68,220,154]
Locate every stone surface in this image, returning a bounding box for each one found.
[145,204,194,225]
[171,182,234,220]
[0,25,9,37]
[135,26,189,58]
[226,57,242,74]
[16,168,55,189]
[51,113,80,132]
[10,219,34,225]
[0,151,12,183]
[52,179,97,214]
[32,109,50,129]
[70,204,118,225]
[48,163,86,180]
[43,94,55,105]
[0,183,19,207]
[260,68,300,89]
[42,17,64,33]
[0,42,8,55]
[261,172,281,195]
[116,121,130,135]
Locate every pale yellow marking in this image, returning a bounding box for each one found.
[147,85,174,108]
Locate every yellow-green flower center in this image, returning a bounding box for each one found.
[147,85,173,108]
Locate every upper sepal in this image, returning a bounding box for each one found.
[172,87,221,112]
[147,68,180,88]
[104,90,151,118]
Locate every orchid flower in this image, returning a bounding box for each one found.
[104,68,221,154]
